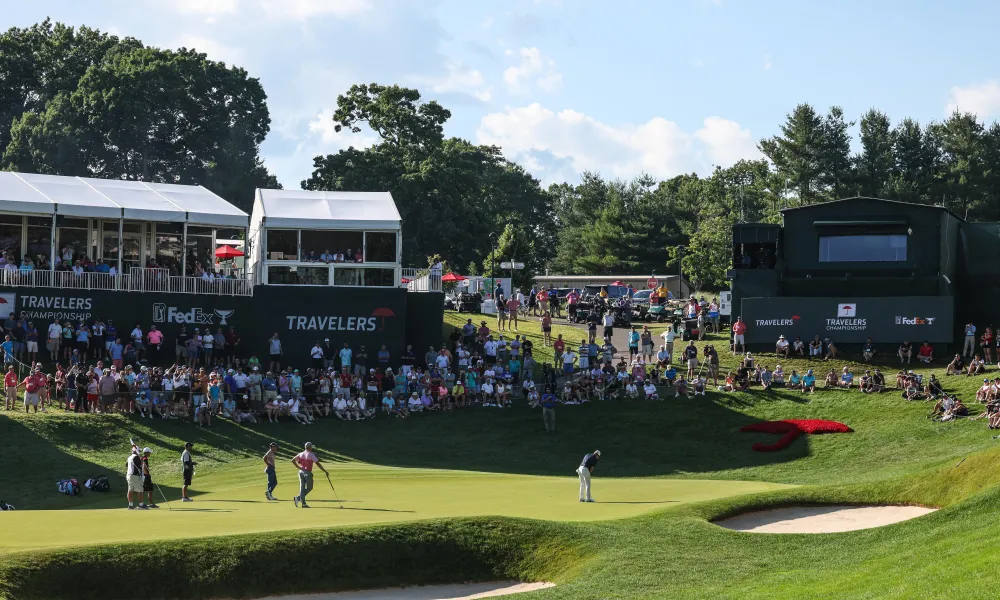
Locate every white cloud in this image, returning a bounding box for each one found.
[418,63,493,102]
[259,0,373,20]
[947,81,1000,118]
[503,48,562,94]
[169,0,238,15]
[476,104,760,183]
[307,109,378,147]
[694,117,762,167]
[171,35,244,65]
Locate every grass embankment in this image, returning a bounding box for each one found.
[4,312,1000,598]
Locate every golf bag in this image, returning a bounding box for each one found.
[57,478,81,496]
[0,500,13,511]
[85,476,110,492]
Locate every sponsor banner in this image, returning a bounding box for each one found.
[741,296,954,344]
[0,286,415,365]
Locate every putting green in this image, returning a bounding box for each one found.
[1,463,789,553]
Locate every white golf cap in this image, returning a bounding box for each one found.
[594,449,601,456]
[142,447,152,454]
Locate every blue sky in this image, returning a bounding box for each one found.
[5,0,1000,188]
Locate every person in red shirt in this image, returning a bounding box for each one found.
[981,328,994,364]
[506,296,522,332]
[918,341,934,364]
[18,368,43,413]
[732,317,747,355]
[4,365,17,411]
[553,334,565,365]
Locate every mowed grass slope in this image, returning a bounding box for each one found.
[3,312,1000,598]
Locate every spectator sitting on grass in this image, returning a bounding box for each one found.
[802,369,816,393]
[824,338,838,360]
[903,375,923,400]
[925,374,944,398]
[838,367,854,388]
[898,341,913,364]
[674,375,689,397]
[643,381,659,400]
[809,335,822,359]
[917,341,934,364]
[775,335,790,358]
[773,364,785,385]
[792,336,805,356]
[662,364,677,386]
[623,378,639,399]
[656,344,671,368]
[760,365,773,390]
[967,355,985,376]
[824,369,837,388]
[946,354,963,375]
[977,379,992,403]
[787,370,802,391]
[860,370,873,393]
[863,337,876,362]
[135,391,152,418]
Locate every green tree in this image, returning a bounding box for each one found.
[818,106,855,198]
[855,109,895,197]
[885,117,934,203]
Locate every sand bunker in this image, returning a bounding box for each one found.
[715,505,937,534]
[254,581,554,600]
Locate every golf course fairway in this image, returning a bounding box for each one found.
[0,462,788,552]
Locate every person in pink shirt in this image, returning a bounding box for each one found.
[292,441,328,508]
[147,325,164,365]
[505,296,521,332]
[566,289,580,322]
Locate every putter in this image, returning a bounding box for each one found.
[326,474,343,509]
[154,482,173,511]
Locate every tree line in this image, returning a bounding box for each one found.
[5,21,1000,290]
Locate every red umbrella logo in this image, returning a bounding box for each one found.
[371,308,395,332]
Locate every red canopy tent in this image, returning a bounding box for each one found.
[215,245,245,259]
[441,273,466,282]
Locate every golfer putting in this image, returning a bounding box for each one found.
[292,442,329,508]
[577,449,601,502]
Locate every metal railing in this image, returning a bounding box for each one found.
[0,267,254,296]
[402,268,442,292]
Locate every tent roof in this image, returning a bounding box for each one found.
[256,189,401,230]
[0,172,248,226]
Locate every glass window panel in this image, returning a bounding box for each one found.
[55,216,88,229]
[215,228,243,240]
[266,229,298,260]
[57,228,89,265]
[818,235,907,262]
[26,226,52,268]
[333,267,362,286]
[27,216,52,227]
[185,234,213,276]
[103,220,120,233]
[187,226,214,236]
[155,222,184,235]
[0,214,23,225]
[365,232,397,263]
[268,265,329,285]
[155,233,183,274]
[363,268,395,287]
[300,230,363,262]
[122,221,142,234]
[0,223,22,263]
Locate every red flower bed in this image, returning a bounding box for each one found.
[739,419,852,452]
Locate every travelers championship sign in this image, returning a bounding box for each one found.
[740,296,955,344]
[0,286,424,364]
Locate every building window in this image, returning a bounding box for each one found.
[818,234,907,263]
[26,225,52,268]
[365,232,397,263]
[300,230,363,262]
[333,267,362,286]
[0,216,23,265]
[268,265,329,285]
[364,268,395,287]
[267,230,298,261]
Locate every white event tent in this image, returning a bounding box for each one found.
[249,189,402,286]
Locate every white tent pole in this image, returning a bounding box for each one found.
[182,223,188,277]
[117,217,123,276]
[50,214,56,270]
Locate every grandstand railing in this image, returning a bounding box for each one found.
[402,268,442,292]
[0,267,254,296]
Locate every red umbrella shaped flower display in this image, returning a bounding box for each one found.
[371,307,396,331]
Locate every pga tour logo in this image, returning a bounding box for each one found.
[152,303,234,325]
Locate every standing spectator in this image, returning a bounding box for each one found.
[109,338,124,370]
[602,312,614,344]
[400,344,416,376]
[25,321,39,364]
[640,326,654,362]
[355,345,368,377]
[175,326,190,365]
[496,296,508,332]
[226,327,241,367]
[378,345,391,370]
[18,368,40,413]
[213,328,227,367]
[981,327,994,364]
[92,320,106,360]
[310,342,324,370]
[541,386,557,432]
[130,323,144,362]
[4,364,16,410]
[506,295,521,332]
[47,318,62,362]
[104,320,117,361]
[660,327,676,364]
[186,332,202,369]
[963,322,977,358]
[732,317,747,355]
[75,321,91,364]
[339,342,353,373]
[268,333,282,372]
[201,328,215,366]
[566,289,580,322]
[147,325,163,365]
[322,338,335,370]
[684,341,699,378]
